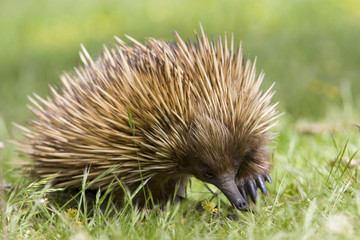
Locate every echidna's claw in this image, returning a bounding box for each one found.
[255,175,267,195]
[237,174,271,206]
[239,186,249,203]
[245,180,257,203]
[265,173,272,183]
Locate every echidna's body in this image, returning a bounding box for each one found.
[17,27,279,209]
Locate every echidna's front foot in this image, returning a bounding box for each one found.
[238,173,272,204]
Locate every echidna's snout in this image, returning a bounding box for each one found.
[214,175,247,210]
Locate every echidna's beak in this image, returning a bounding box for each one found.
[215,177,247,210]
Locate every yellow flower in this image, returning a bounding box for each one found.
[203,201,218,214]
[64,208,82,226]
[168,223,175,230]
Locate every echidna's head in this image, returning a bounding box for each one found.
[178,113,272,210]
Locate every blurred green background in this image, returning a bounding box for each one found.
[0,0,359,135]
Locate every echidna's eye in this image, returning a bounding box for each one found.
[235,167,240,176]
[203,167,215,179]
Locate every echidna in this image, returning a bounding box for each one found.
[16,26,279,210]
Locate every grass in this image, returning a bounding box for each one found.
[0,109,359,239]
